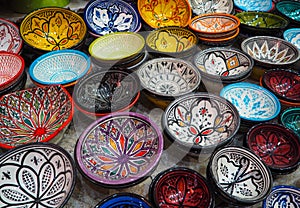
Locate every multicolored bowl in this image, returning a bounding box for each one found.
[280,107,300,138]
[276,1,300,25]
[95,193,152,207]
[283,28,300,50]
[0,18,23,54]
[188,0,233,15]
[234,0,273,12]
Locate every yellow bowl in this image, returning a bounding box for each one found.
[20,7,87,52]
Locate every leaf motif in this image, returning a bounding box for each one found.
[176,177,186,204]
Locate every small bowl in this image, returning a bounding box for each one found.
[262,185,300,208]
[234,0,273,12]
[188,0,234,15]
[0,142,76,207]
[276,1,300,25]
[137,0,192,28]
[84,0,141,37]
[220,82,281,123]
[20,7,87,52]
[149,167,214,207]
[246,123,300,175]
[194,47,254,83]
[280,107,300,138]
[162,93,240,156]
[0,18,23,54]
[0,85,73,149]
[207,146,273,205]
[95,193,152,207]
[75,112,164,188]
[283,28,300,50]
[241,36,300,68]
[29,49,91,86]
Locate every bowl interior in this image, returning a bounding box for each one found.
[234,0,272,12]
[188,0,233,15]
[0,18,23,54]
[283,28,300,50]
[276,1,300,23]
[280,107,300,138]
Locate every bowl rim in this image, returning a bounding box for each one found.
[233,0,273,12]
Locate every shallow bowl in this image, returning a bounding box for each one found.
[0,85,73,149]
[0,18,23,54]
[276,1,300,25]
[75,112,164,188]
[162,93,240,156]
[207,146,273,205]
[0,142,76,207]
[283,28,300,50]
[95,193,152,207]
[188,0,233,15]
[280,107,300,138]
[137,0,192,28]
[241,36,300,68]
[149,167,214,207]
[84,0,141,36]
[20,7,87,52]
[234,0,273,12]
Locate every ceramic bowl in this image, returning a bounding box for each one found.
[220,82,281,123]
[188,0,234,15]
[276,1,300,25]
[207,146,273,205]
[0,142,76,207]
[29,49,91,86]
[260,68,300,103]
[262,185,300,208]
[234,0,273,12]
[137,0,192,28]
[246,123,300,175]
[75,112,164,188]
[241,36,300,68]
[20,7,87,52]
[0,70,27,97]
[73,69,140,117]
[0,85,73,149]
[146,26,198,58]
[95,193,152,207]
[162,93,240,156]
[280,107,300,138]
[149,167,214,207]
[84,0,141,37]
[197,28,240,46]
[283,28,300,50]
[194,47,254,83]
[0,18,23,54]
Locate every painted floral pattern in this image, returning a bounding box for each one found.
[0,19,22,53]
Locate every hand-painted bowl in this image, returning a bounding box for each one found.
[276,1,300,25]
[262,185,300,208]
[137,0,192,28]
[146,26,198,58]
[0,85,73,149]
[95,193,153,207]
[193,47,254,83]
[207,146,273,205]
[162,93,240,156]
[234,0,273,12]
[75,112,164,188]
[0,142,76,207]
[283,28,300,50]
[220,82,281,123]
[20,7,87,52]
[260,68,300,103]
[0,18,23,54]
[29,49,91,86]
[280,107,300,138]
[188,0,233,15]
[149,167,214,208]
[246,123,300,175]
[84,0,141,37]
[73,69,140,117]
[241,36,300,68]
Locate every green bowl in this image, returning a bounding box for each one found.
[9,0,70,13]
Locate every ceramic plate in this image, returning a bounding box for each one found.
[0,18,23,54]
[284,28,300,50]
[234,0,272,12]
[188,0,233,15]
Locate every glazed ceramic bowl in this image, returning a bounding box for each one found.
[234,0,273,12]
[246,123,300,175]
[137,57,201,109]
[207,146,273,205]
[280,107,300,138]
[84,0,141,37]
[220,82,281,123]
[149,167,214,207]
[137,0,192,28]
[196,28,240,46]
[241,36,300,68]
[8,0,70,13]
[0,142,76,207]
[260,68,300,103]
[276,1,300,25]
[146,26,198,58]
[262,185,300,208]
[188,0,233,15]
[283,28,300,50]
[95,193,152,207]
[194,47,254,83]
[29,49,91,86]
[20,7,87,52]
[75,112,164,188]
[73,69,140,117]
[0,18,23,54]
[0,85,73,149]
[162,93,240,156]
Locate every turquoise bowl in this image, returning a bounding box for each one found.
[276,1,300,24]
[280,107,300,138]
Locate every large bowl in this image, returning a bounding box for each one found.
[0,18,23,54]
[0,85,73,149]
[283,28,300,50]
[188,0,233,15]
[84,0,141,37]
[162,93,240,156]
[0,142,76,207]
[75,112,164,188]
[95,193,153,207]
[276,1,300,25]
[234,0,273,12]
[241,36,300,68]
[137,0,192,28]
[280,107,300,138]
[20,7,87,52]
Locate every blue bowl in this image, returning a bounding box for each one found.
[284,28,300,50]
[234,0,273,12]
